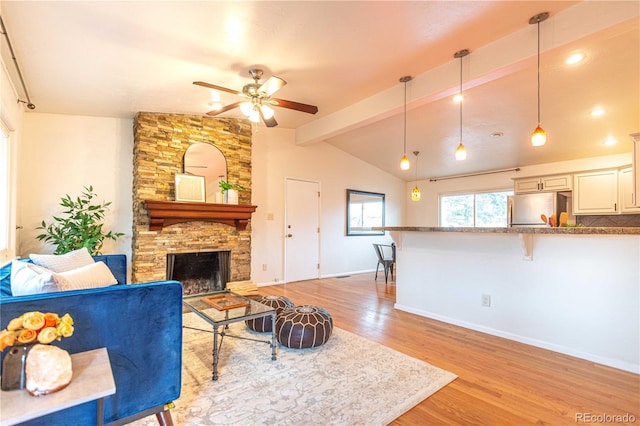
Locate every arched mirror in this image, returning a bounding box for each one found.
[183,143,227,203]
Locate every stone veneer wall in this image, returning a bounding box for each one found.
[132,112,252,283]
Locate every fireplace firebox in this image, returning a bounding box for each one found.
[166,251,230,295]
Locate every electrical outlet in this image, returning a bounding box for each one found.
[481,294,491,307]
[262,264,267,271]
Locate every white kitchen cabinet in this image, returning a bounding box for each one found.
[514,174,572,193]
[631,132,640,207]
[620,168,640,212]
[573,170,619,214]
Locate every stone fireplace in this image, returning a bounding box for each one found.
[166,251,230,295]
[132,112,252,284]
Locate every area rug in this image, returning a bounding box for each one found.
[131,313,456,426]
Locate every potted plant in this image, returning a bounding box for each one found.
[218,180,246,204]
[35,185,124,255]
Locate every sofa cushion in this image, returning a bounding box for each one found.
[1,254,127,298]
[30,247,95,272]
[56,261,118,291]
[10,260,63,296]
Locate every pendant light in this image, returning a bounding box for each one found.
[399,76,412,170]
[411,151,421,201]
[529,12,549,147]
[454,49,469,160]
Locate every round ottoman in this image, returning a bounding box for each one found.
[245,295,295,332]
[276,305,333,349]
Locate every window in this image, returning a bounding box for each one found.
[440,190,513,227]
[0,123,9,262]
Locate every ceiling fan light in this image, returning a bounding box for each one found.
[400,154,410,170]
[240,102,254,116]
[260,104,275,119]
[411,186,421,201]
[248,109,260,123]
[531,125,547,146]
[455,142,467,160]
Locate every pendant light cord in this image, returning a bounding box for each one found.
[403,80,407,155]
[537,19,541,125]
[459,55,463,143]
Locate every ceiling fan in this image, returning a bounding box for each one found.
[194,69,318,127]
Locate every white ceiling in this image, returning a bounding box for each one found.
[1,1,638,181]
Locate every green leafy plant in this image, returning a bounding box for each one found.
[35,186,124,255]
[218,180,246,192]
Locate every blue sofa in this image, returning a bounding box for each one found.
[0,255,183,425]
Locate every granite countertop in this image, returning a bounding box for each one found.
[373,226,640,235]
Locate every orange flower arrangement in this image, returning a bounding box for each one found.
[0,312,74,351]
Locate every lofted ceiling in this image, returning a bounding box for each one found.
[0,1,638,181]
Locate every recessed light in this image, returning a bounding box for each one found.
[566,52,585,65]
[490,131,504,137]
[603,137,617,146]
[453,94,463,103]
[591,107,606,117]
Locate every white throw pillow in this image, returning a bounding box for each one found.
[55,261,118,291]
[29,247,95,273]
[10,261,63,296]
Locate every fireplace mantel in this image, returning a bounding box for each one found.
[146,200,257,231]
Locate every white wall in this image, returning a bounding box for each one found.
[251,128,404,285]
[17,113,133,262]
[14,115,405,283]
[406,152,634,226]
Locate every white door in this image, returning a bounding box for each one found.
[284,178,320,283]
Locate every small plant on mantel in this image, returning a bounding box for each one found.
[218,180,246,193]
[36,185,124,255]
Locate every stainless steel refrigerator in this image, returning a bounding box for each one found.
[507,192,568,227]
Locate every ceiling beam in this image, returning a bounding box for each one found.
[295,1,639,146]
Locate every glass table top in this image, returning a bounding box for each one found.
[183,290,274,325]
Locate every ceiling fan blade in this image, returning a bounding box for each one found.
[258,76,286,97]
[270,98,318,115]
[259,108,278,127]
[193,81,243,96]
[205,101,243,116]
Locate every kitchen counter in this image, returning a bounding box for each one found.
[374,226,640,235]
[380,227,639,373]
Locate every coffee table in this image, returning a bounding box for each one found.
[182,290,277,380]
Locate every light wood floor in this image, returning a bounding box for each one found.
[257,273,639,425]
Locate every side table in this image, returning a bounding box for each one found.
[0,347,116,426]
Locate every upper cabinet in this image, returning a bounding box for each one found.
[573,170,619,214]
[620,168,640,213]
[631,132,640,208]
[514,174,572,194]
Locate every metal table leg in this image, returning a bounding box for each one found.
[97,397,104,425]
[212,325,219,381]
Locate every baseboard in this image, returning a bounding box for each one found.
[319,269,375,279]
[394,303,640,374]
[255,270,376,287]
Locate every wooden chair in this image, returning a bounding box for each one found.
[373,243,396,284]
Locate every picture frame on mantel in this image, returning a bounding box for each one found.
[175,173,205,202]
